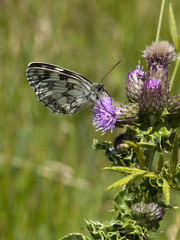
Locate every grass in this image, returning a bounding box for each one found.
[0,0,180,239]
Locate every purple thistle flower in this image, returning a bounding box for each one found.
[126,61,145,103]
[92,97,139,134]
[92,97,118,135]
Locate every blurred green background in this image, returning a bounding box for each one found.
[1,0,180,239]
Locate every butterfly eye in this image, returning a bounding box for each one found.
[97,84,103,91]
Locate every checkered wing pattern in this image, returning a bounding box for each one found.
[26,62,105,115]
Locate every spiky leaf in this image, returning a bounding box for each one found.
[106,171,146,190]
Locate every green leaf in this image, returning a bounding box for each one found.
[115,189,132,214]
[169,2,179,50]
[162,178,170,205]
[106,171,146,190]
[104,166,145,174]
[154,126,171,138]
[170,134,179,178]
[135,126,153,136]
[104,166,157,179]
[60,233,90,240]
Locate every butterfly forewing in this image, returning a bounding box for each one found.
[26,62,106,115]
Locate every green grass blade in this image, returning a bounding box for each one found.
[169,2,179,50]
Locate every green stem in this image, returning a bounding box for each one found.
[149,115,156,127]
[156,0,166,42]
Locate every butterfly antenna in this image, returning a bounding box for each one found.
[99,60,122,84]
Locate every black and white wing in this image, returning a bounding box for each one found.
[26,62,105,115]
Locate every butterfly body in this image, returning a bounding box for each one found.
[26,62,107,115]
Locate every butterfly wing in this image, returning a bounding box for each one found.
[26,62,95,115]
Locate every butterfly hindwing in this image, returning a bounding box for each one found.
[26,62,97,114]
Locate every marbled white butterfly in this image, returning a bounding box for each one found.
[26,62,108,115]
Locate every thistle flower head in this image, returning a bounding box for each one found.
[92,97,118,135]
[131,202,146,219]
[92,97,139,134]
[142,41,176,67]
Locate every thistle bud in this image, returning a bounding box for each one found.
[146,203,164,222]
[132,202,164,229]
[131,202,146,220]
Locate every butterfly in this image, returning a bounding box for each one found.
[26,62,108,115]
